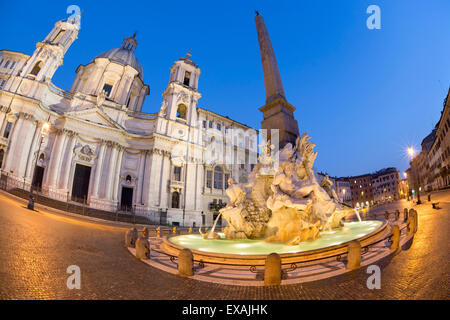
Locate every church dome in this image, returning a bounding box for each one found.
[95,34,144,80]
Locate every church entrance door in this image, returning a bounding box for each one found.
[33,166,45,191]
[120,187,133,211]
[71,164,91,203]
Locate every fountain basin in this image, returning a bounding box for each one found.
[163,220,389,266]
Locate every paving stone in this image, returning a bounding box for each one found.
[0,191,448,299]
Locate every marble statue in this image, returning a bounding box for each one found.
[96,89,106,107]
[218,133,353,245]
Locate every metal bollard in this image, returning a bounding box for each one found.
[346,240,361,270]
[264,253,281,286]
[394,210,400,220]
[403,208,408,223]
[390,225,400,251]
[178,248,194,276]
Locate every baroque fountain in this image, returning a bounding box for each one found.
[162,13,387,264]
[164,134,386,263]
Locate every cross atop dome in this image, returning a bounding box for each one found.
[121,33,138,51]
[178,48,196,67]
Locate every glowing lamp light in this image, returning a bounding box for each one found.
[42,122,50,134]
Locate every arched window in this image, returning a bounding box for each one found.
[176,104,187,120]
[172,191,180,208]
[30,61,43,76]
[214,166,223,189]
[0,149,4,169]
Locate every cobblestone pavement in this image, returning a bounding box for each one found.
[0,190,448,300]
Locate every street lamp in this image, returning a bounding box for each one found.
[407,145,422,204]
[27,121,50,210]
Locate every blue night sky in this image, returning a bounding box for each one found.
[1,0,449,177]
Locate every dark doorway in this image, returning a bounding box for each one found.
[171,191,180,208]
[213,213,222,226]
[120,187,133,211]
[32,166,45,191]
[71,164,91,203]
[160,209,167,225]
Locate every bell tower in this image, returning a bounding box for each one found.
[20,13,81,82]
[161,51,201,126]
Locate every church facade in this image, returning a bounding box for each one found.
[0,14,257,226]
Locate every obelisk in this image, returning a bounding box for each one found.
[255,12,299,148]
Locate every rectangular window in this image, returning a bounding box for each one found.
[0,79,5,89]
[3,122,12,139]
[202,120,207,129]
[102,84,113,97]
[206,170,212,188]
[52,30,65,43]
[173,166,181,181]
[183,71,191,86]
[217,123,221,131]
[224,174,229,189]
[209,121,213,128]
[214,170,223,189]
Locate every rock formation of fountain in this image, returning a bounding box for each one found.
[216,133,352,245]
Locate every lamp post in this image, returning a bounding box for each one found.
[408,146,421,204]
[27,121,50,210]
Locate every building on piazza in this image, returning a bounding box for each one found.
[0,14,257,227]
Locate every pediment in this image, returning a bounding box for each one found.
[65,107,123,130]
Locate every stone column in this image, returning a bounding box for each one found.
[91,140,107,197]
[112,146,124,201]
[46,130,67,189]
[136,150,146,205]
[3,114,24,173]
[141,151,153,206]
[59,132,77,190]
[24,120,40,180]
[105,143,118,201]
[15,115,35,178]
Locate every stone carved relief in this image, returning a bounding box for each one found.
[96,90,107,107]
[176,91,190,104]
[74,144,97,163]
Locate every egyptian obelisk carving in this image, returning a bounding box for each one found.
[255,12,299,148]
